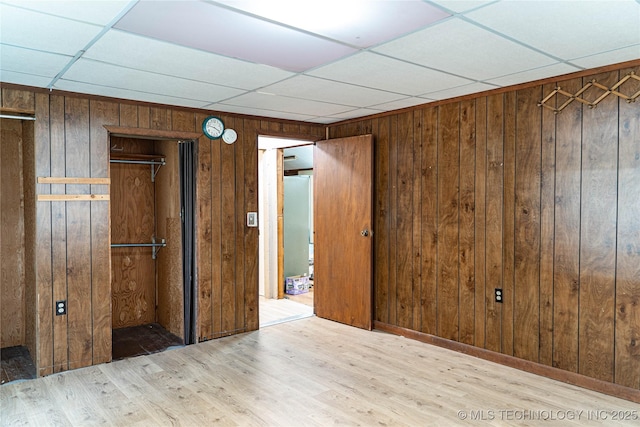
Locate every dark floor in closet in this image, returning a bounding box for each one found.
[112,323,184,361]
[1,346,36,385]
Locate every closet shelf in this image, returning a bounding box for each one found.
[111,238,166,260]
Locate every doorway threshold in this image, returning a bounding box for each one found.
[261,313,315,328]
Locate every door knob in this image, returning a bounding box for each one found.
[360,229,369,237]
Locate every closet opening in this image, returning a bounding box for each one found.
[109,136,196,360]
[1,116,37,384]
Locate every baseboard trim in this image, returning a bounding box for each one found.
[373,321,640,404]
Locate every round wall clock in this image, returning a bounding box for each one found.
[222,128,237,144]
[202,116,224,139]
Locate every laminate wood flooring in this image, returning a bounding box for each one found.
[259,296,313,327]
[1,317,638,426]
[284,285,314,307]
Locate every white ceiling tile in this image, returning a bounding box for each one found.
[0,44,71,78]
[308,52,473,95]
[420,82,496,100]
[83,30,294,90]
[306,117,338,124]
[0,70,53,88]
[570,45,640,69]
[54,79,210,109]
[221,92,352,116]
[114,1,356,72]
[0,4,102,55]
[327,108,387,120]
[62,59,246,103]
[369,97,433,111]
[1,0,132,25]
[207,103,316,122]
[373,18,557,81]
[429,1,496,13]
[486,63,581,87]
[260,75,405,107]
[216,0,450,48]
[466,0,640,60]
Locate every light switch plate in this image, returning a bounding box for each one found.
[247,212,258,227]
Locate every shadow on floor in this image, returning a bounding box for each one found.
[112,323,183,361]
[1,346,36,385]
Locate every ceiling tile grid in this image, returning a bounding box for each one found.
[1,0,638,124]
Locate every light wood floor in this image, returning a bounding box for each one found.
[283,286,314,307]
[1,317,638,426]
[259,296,314,327]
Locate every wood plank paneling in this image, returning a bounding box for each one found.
[411,111,422,331]
[233,117,246,333]
[244,119,260,332]
[539,82,556,367]
[502,91,516,357]
[485,94,504,353]
[89,100,118,365]
[436,103,459,342]
[210,131,223,338]
[615,66,640,389]
[474,98,487,349]
[552,76,582,373]
[34,92,53,375]
[459,100,475,345]
[155,140,183,339]
[119,104,138,128]
[419,108,437,336]
[196,122,213,341]
[221,120,237,335]
[388,115,398,326]
[64,97,93,370]
[50,95,68,372]
[396,111,414,330]
[579,71,619,383]
[374,117,390,324]
[513,86,541,363]
[1,88,34,112]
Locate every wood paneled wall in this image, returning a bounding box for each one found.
[196,117,324,340]
[328,64,640,390]
[1,85,324,376]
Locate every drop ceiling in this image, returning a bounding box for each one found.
[1,0,639,124]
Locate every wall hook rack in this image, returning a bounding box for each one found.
[538,71,640,114]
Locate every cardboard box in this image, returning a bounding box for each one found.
[285,275,310,295]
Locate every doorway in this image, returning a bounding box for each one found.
[258,136,314,327]
[109,136,194,359]
[0,116,37,383]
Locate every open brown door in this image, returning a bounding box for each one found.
[314,134,373,330]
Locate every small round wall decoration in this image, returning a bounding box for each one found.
[202,116,224,139]
[222,128,237,144]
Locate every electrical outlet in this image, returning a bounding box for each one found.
[495,289,503,303]
[55,300,67,316]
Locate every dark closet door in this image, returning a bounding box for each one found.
[180,141,196,344]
